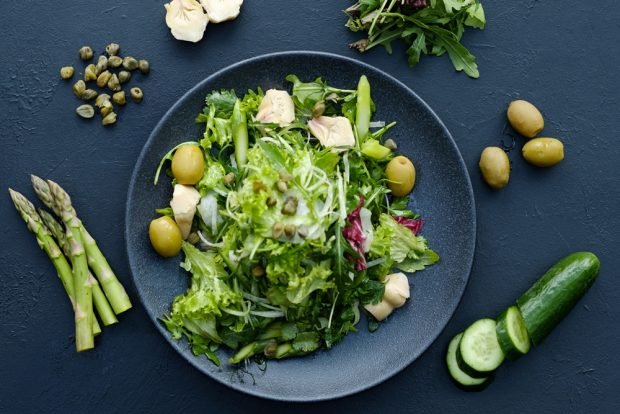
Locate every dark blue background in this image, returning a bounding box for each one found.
[1,0,619,412]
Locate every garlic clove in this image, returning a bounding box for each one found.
[308,116,355,150]
[165,0,209,43]
[200,0,243,23]
[256,89,295,127]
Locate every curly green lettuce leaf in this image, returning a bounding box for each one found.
[166,243,244,344]
[197,163,226,194]
[370,214,439,273]
[286,261,335,304]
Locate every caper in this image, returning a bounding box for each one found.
[107,73,121,92]
[507,100,544,138]
[112,91,126,106]
[276,180,288,193]
[95,55,108,75]
[263,340,278,358]
[253,180,266,193]
[272,222,284,238]
[72,80,86,98]
[171,144,205,185]
[312,100,326,118]
[76,104,95,119]
[95,93,111,108]
[108,55,123,68]
[118,70,132,84]
[79,46,94,61]
[130,87,143,102]
[279,170,293,182]
[186,232,200,245]
[102,112,117,126]
[297,225,309,238]
[384,138,398,151]
[284,224,297,238]
[100,103,114,117]
[522,138,564,167]
[105,43,120,56]
[138,59,150,74]
[122,56,139,71]
[281,197,298,215]
[385,156,416,196]
[149,216,182,257]
[479,147,510,190]
[223,172,235,186]
[96,70,112,88]
[60,66,74,80]
[266,196,277,207]
[251,265,265,278]
[81,89,98,101]
[84,64,97,81]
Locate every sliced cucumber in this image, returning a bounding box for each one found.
[496,306,531,360]
[446,333,491,389]
[457,318,505,377]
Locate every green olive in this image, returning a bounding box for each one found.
[171,144,205,185]
[479,147,510,190]
[149,216,182,257]
[385,155,416,196]
[507,100,544,138]
[522,137,564,167]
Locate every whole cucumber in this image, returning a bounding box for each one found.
[516,252,600,345]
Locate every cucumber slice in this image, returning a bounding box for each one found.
[446,333,491,389]
[516,252,600,345]
[496,306,531,360]
[457,318,505,377]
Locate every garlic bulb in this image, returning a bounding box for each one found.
[200,0,244,23]
[165,0,209,43]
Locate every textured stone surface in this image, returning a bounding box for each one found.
[1,0,619,412]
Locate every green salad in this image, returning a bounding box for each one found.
[150,74,439,365]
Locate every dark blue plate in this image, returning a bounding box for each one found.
[125,51,476,401]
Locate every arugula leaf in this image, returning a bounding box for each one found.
[428,26,480,78]
[286,75,326,107]
[465,3,486,29]
[345,0,486,78]
[205,90,238,118]
[406,30,427,67]
[358,279,385,305]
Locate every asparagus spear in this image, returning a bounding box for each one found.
[39,209,118,327]
[31,175,132,315]
[8,189,102,336]
[47,181,94,352]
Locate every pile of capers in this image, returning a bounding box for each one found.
[479,99,565,190]
[60,43,149,126]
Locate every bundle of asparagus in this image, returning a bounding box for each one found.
[9,176,132,352]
